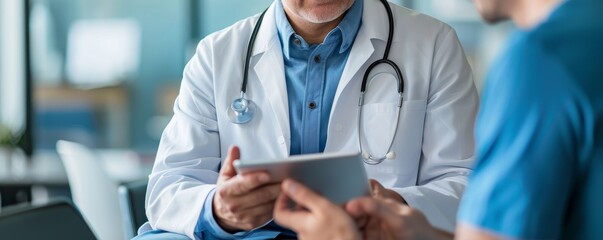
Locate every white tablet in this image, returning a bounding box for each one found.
[233,152,370,205]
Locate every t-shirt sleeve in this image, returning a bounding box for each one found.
[457,37,580,239]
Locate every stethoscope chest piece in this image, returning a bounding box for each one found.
[227,96,256,124]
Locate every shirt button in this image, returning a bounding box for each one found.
[308,101,317,109]
[294,38,301,46]
[313,55,321,63]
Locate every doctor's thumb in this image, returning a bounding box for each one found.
[369,179,385,196]
[220,145,240,178]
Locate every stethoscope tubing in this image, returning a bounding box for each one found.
[240,9,267,94]
[230,0,404,164]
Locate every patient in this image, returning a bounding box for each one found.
[274,179,448,240]
[275,0,603,239]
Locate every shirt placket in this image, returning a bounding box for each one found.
[301,42,336,154]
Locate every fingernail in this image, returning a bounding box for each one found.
[285,180,299,194]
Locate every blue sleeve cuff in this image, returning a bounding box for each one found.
[195,189,238,239]
[194,189,280,239]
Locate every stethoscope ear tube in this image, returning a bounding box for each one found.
[357,97,403,165]
[360,59,405,95]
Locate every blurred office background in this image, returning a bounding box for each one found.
[0,0,512,208]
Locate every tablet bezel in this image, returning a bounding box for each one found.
[233,152,370,205]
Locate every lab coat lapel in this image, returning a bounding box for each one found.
[247,0,391,154]
[333,0,389,107]
[252,3,291,155]
[327,0,390,151]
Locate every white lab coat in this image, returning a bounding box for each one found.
[144,0,478,238]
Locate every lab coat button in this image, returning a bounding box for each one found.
[278,136,285,144]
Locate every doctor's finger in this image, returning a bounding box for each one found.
[220,172,271,196]
[368,179,386,198]
[226,183,281,211]
[281,179,333,212]
[233,202,276,229]
[218,146,240,181]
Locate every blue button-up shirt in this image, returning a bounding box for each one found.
[280,0,362,155]
[195,0,362,238]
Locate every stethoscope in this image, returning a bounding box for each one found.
[227,0,404,165]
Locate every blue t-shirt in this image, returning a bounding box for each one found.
[458,0,603,239]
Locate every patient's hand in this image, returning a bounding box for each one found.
[273,179,361,240]
[345,197,451,240]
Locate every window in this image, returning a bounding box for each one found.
[28,0,274,152]
[0,0,31,154]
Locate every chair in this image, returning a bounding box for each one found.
[0,200,97,240]
[56,140,126,240]
[118,180,149,239]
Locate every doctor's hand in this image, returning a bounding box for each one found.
[274,179,361,240]
[369,179,407,204]
[213,146,281,232]
[345,197,451,240]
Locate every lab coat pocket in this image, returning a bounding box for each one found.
[359,102,400,161]
[362,100,427,184]
[360,100,426,159]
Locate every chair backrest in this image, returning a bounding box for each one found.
[56,140,125,240]
[0,200,97,240]
[118,180,149,239]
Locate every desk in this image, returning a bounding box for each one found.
[0,150,154,207]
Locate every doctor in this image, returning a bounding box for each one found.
[138,0,478,239]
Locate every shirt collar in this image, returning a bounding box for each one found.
[275,0,363,59]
